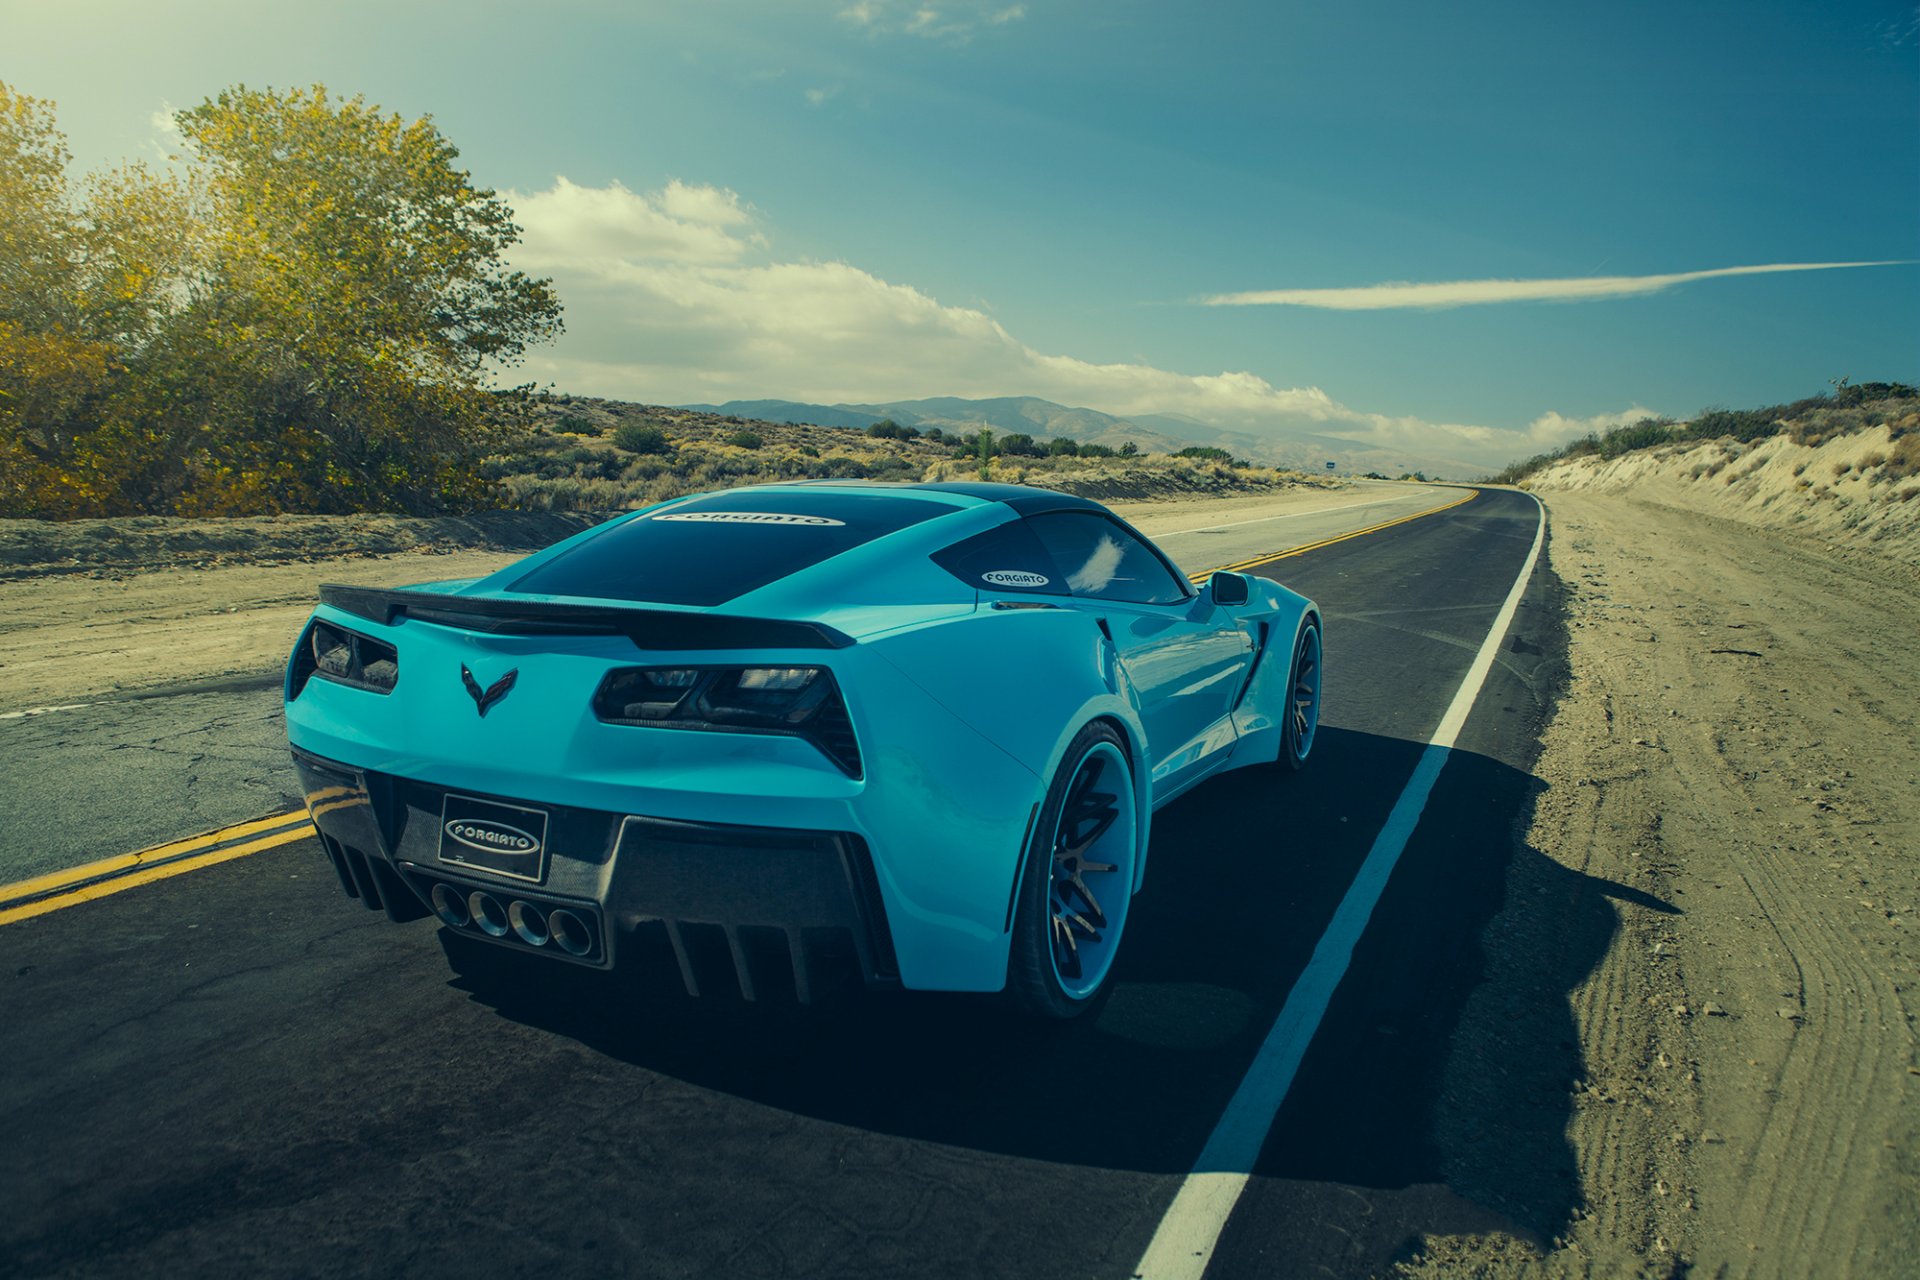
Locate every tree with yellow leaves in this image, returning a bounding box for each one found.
[0,81,562,517]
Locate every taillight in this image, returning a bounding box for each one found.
[592,666,861,778]
[287,619,400,699]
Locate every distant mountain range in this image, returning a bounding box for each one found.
[678,396,1472,477]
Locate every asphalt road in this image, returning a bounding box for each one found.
[0,485,1564,1279]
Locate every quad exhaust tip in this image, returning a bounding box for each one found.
[508,900,549,947]
[427,878,597,959]
[468,891,510,938]
[549,908,594,957]
[430,883,470,928]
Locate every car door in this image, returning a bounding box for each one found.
[1024,512,1252,798]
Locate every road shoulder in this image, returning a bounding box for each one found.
[1401,492,1918,1277]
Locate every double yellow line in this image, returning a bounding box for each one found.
[0,810,314,927]
[0,486,1478,928]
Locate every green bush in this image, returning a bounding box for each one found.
[725,430,763,449]
[1832,379,1917,407]
[1687,407,1783,443]
[1597,417,1677,458]
[869,456,920,480]
[613,424,671,455]
[556,414,600,436]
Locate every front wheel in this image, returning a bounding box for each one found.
[1279,619,1321,771]
[1007,721,1139,1019]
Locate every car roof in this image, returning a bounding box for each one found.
[459,481,1144,619]
[781,479,1110,515]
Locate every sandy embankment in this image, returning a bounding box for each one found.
[1527,411,1920,567]
[1407,493,1917,1277]
[0,485,1390,714]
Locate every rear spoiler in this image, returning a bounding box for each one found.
[318,584,854,651]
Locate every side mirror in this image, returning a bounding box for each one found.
[1208,570,1250,607]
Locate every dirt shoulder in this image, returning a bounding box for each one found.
[1406,493,1918,1277]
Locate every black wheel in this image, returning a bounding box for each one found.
[1007,721,1139,1019]
[1279,619,1321,771]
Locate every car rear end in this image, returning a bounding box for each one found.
[284,485,1047,1001]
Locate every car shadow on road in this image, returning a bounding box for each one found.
[444,722,1679,1273]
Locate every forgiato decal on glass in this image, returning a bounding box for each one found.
[652,512,846,526]
[982,569,1051,587]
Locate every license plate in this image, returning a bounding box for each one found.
[438,793,549,882]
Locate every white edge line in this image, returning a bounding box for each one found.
[1131,491,1547,1280]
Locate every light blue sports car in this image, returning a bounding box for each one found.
[285,481,1321,1017]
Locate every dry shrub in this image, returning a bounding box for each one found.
[1885,434,1920,480]
[1784,398,1920,446]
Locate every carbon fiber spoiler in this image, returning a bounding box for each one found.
[317,584,854,650]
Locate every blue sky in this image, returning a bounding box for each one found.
[6,0,1917,471]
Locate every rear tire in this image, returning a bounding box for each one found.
[1007,721,1138,1019]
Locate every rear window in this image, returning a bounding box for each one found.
[933,511,1192,605]
[930,518,1066,594]
[507,490,948,607]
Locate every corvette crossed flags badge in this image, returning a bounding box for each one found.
[460,665,518,717]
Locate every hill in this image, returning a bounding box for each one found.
[678,395,1468,478]
[502,395,1342,512]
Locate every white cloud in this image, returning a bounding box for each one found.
[1204,261,1913,310]
[1519,407,1664,446]
[507,177,1650,474]
[507,178,762,270]
[655,178,753,228]
[804,85,843,107]
[143,102,184,165]
[837,0,1026,41]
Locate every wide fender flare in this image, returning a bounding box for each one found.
[866,607,1156,893]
